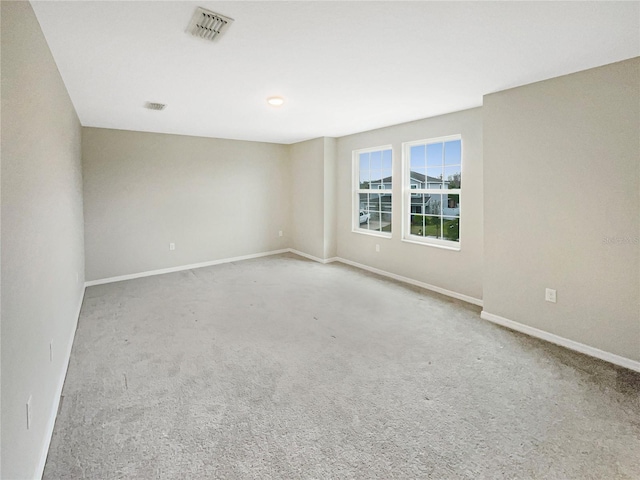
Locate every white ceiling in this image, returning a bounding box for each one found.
[32,1,639,144]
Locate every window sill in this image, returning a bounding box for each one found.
[352,228,392,239]
[401,237,460,251]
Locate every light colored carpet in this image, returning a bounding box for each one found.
[44,253,640,479]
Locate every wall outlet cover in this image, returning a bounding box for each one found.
[545,288,557,303]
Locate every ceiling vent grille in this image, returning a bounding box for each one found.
[187,7,233,41]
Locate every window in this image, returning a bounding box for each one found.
[353,146,393,236]
[403,135,461,249]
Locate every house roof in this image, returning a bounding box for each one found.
[408,172,444,183]
[375,172,443,183]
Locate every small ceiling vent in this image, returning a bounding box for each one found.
[187,7,233,42]
[145,102,166,111]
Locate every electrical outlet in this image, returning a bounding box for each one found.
[169,243,175,251]
[26,395,32,430]
[545,288,557,303]
[278,230,283,237]
[375,244,380,252]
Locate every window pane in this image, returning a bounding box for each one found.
[362,194,379,231]
[425,194,442,215]
[410,168,425,185]
[358,194,370,227]
[370,150,382,169]
[443,194,460,216]
[359,168,370,185]
[444,166,461,188]
[380,212,392,232]
[359,152,370,172]
[367,210,378,231]
[410,145,425,169]
[427,143,443,167]
[382,149,392,169]
[443,216,460,242]
[424,216,442,239]
[410,214,425,236]
[358,193,369,219]
[381,168,392,184]
[411,193,430,214]
[426,167,443,188]
[444,140,461,165]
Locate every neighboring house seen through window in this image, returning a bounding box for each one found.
[353,146,392,236]
[403,135,461,248]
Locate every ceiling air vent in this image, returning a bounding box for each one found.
[187,7,233,42]
[145,102,166,111]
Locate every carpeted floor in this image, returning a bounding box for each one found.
[44,253,640,479]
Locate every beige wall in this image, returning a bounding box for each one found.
[1,2,86,478]
[290,138,326,259]
[289,137,338,261]
[323,137,338,259]
[336,108,483,302]
[82,128,291,281]
[483,58,640,362]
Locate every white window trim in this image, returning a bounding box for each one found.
[401,135,462,250]
[352,145,393,238]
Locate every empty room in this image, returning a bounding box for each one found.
[2,1,639,479]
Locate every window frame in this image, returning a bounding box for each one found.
[401,135,462,250]
[352,145,393,238]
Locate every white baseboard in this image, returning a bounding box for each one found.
[286,250,482,307]
[481,310,640,373]
[86,249,481,312]
[288,249,337,265]
[333,257,483,307]
[85,249,290,287]
[35,286,86,480]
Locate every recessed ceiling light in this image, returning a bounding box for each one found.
[267,97,284,107]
